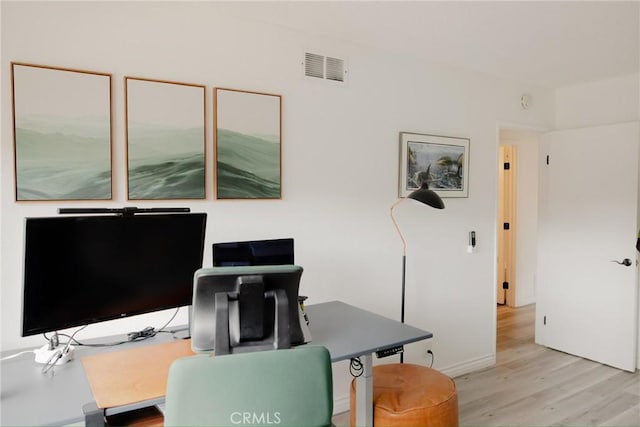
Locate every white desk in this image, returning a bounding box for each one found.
[1,301,432,426]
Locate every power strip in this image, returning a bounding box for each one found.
[376,345,404,358]
[34,344,75,365]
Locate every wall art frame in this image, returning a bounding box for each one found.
[399,132,470,198]
[125,77,206,200]
[11,62,113,201]
[214,87,282,200]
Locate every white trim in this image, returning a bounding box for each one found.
[333,394,351,416]
[496,121,549,133]
[440,353,496,378]
[332,353,497,417]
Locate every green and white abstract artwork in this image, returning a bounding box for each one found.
[215,88,281,199]
[12,63,113,201]
[126,78,206,200]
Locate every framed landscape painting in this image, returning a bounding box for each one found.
[11,63,113,201]
[399,132,470,198]
[215,88,282,199]
[126,77,206,200]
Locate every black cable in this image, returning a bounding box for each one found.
[41,325,88,375]
[156,308,180,334]
[127,327,157,341]
[42,308,181,348]
[127,307,180,341]
[349,357,364,377]
[427,350,434,368]
[66,336,129,347]
[47,327,128,347]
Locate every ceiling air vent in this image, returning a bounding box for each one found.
[303,52,347,84]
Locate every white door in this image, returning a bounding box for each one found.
[536,122,639,372]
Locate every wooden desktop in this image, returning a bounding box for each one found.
[82,339,194,410]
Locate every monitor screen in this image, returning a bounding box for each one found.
[191,265,303,354]
[22,213,207,336]
[212,238,294,267]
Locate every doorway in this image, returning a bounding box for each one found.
[497,145,516,306]
[496,128,541,309]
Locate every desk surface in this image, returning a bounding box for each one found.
[305,301,432,362]
[81,339,194,409]
[1,301,432,426]
[1,329,181,426]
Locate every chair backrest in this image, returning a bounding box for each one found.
[163,346,333,427]
[191,265,305,355]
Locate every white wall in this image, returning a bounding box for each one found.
[1,1,554,410]
[555,73,640,129]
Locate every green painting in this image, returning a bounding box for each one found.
[12,63,112,201]
[126,78,206,200]
[215,88,281,199]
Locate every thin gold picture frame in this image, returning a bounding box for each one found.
[214,87,282,200]
[11,62,113,201]
[125,76,207,200]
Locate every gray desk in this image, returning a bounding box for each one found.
[305,301,433,426]
[1,301,432,427]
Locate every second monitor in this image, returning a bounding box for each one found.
[212,238,294,267]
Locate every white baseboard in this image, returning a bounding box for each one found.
[331,353,496,415]
[333,394,351,415]
[440,353,496,378]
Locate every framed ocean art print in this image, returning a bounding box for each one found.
[214,88,282,199]
[11,62,113,201]
[125,77,206,200]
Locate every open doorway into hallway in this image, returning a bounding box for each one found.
[496,127,541,308]
[497,303,535,352]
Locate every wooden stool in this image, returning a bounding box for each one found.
[350,364,458,426]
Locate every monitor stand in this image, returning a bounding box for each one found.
[170,327,191,340]
[168,306,192,340]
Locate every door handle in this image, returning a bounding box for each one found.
[611,258,632,267]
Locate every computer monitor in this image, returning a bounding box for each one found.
[21,212,207,337]
[191,265,304,355]
[212,238,294,267]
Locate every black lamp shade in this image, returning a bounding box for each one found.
[407,183,445,209]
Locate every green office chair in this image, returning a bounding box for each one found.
[163,346,333,427]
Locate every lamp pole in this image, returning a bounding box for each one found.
[390,198,408,325]
[390,198,409,363]
[390,183,445,363]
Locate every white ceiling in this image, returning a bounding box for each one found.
[224,1,639,89]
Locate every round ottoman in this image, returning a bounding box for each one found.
[350,363,458,427]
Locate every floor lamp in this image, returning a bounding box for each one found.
[391,182,445,362]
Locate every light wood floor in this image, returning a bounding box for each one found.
[334,304,640,426]
[457,304,639,426]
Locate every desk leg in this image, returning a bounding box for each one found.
[83,402,106,427]
[355,354,373,427]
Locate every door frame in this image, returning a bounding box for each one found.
[494,122,547,353]
[497,144,517,306]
